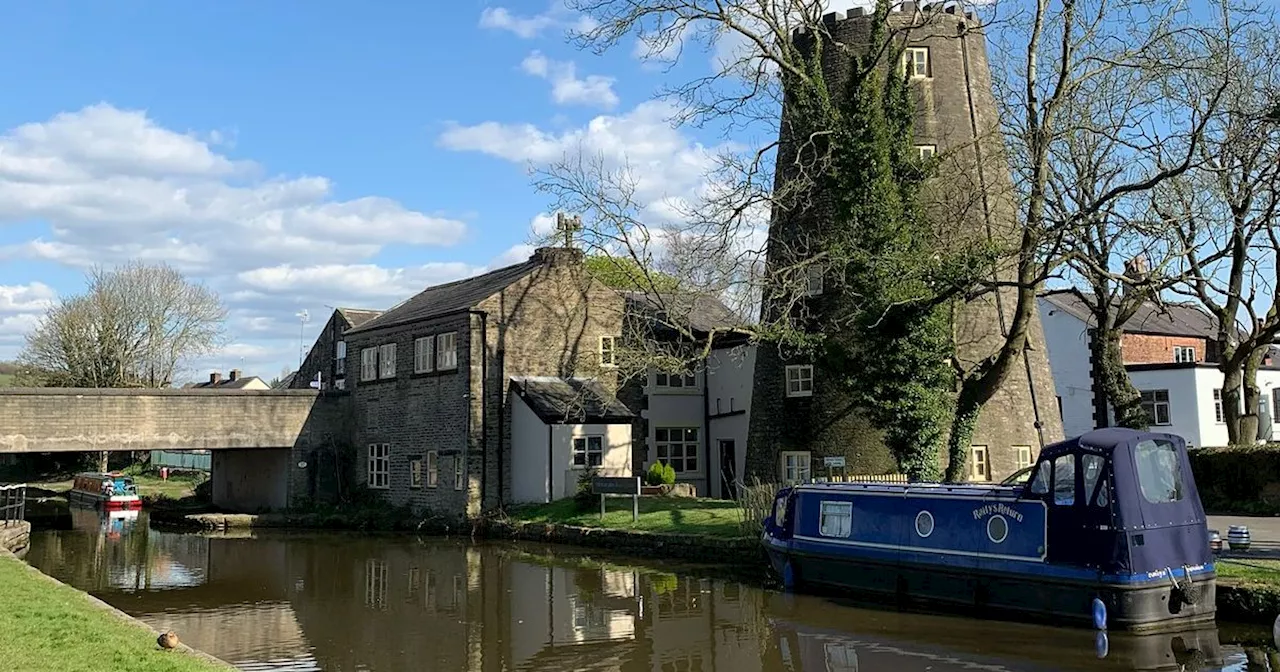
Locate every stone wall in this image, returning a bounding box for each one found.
[0,522,29,555]
[0,388,331,453]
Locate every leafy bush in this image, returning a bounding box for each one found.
[1190,444,1280,515]
[573,468,599,511]
[646,462,666,486]
[662,463,676,486]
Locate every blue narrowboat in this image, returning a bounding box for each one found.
[761,428,1216,631]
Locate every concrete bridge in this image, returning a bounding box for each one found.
[0,388,350,513]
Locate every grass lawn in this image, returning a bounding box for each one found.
[1217,558,1280,587]
[0,373,13,387]
[507,497,750,538]
[0,554,230,671]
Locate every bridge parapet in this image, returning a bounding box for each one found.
[0,388,337,453]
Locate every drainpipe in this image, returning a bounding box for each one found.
[547,422,554,503]
[702,355,713,498]
[469,310,489,511]
[496,348,506,508]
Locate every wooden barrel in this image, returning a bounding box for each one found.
[1228,525,1251,551]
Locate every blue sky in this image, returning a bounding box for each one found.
[0,1,747,381]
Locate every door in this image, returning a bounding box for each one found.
[718,440,738,500]
[1039,451,1118,570]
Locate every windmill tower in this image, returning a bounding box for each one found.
[745,2,1063,482]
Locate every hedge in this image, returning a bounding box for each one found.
[1189,444,1280,515]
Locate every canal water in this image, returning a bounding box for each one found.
[22,507,1280,671]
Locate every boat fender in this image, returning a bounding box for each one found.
[782,560,797,590]
[1095,631,1109,659]
[1091,597,1107,631]
[1168,565,1197,605]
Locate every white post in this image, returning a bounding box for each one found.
[600,492,605,520]
[633,476,640,522]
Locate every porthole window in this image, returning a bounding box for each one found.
[915,510,934,538]
[987,514,1009,544]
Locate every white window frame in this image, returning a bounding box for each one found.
[903,46,930,79]
[409,456,423,489]
[781,451,811,485]
[655,427,699,473]
[336,340,347,376]
[454,455,465,491]
[379,343,396,379]
[1141,389,1171,426]
[1213,389,1224,424]
[655,370,697,389]
[361,347,378,382]
[600,336,617,367]
[915,144,937,161]
[970,445,990,481]
[1015,445,1033,471]
[805,266,824,297]
[437,332,458,371]
[426,451,439,488]
[414,336,435,374]
[818,501,853,538]
[573,435,604,468]
[367,443,389,490]
[786,364,814,397]
[1173,345,1196,363]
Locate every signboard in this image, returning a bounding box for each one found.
[591,476,642,522]
[824,456,846,468]
[592,476,641,495]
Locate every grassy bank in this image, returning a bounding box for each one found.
[31,473,201,502]
[0,554,230,671]
[505,497,753,538]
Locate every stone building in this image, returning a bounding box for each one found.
[746,4,1063,485]
[341,246,628,517]
[289,307,382,391]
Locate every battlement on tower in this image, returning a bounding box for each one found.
[791,1,976,39]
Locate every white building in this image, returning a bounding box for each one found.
[1127,363,1280,448]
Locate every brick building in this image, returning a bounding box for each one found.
[746,4,1062,486]
[1040,290,1280,447]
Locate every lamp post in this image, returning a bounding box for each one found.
[296,309,310,367]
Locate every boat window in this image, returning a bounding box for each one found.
[774,494,789,528]
[819,501,853,538]
[1029,460,1051,495]
[1135,439,1184,504]
[1082,454,1107,508]
[1052,454,1075,505]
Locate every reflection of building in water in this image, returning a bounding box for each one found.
[135,602,313,670]
[63,507,209,592]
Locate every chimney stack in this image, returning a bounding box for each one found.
[209,372,222,385]
[230,369,241,382]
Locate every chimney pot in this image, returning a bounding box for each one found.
[210,372,222,385]
[230,369,240,381]
[531,246,585,266]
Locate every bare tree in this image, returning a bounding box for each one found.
[1154,12,1280,444]
[19,261,228,387]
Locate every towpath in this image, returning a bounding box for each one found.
[1208,515,1280,558]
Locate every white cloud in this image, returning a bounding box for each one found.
[520,51,619,109]
[0,282,56,314]
[479,3,596,39]
[0,104,467,273]
[439,100,723,209]
[236,262,482,304]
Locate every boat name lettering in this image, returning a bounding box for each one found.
[971,503,1023,523]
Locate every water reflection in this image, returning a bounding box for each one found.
[23,509,1278,672]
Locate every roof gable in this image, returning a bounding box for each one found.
[347,260,541,335]
[1041,292,1222,339]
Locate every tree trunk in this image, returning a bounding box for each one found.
[97,451,108,473]
[1241,347,1265,444]
[1222,364,1245,446]
[945,388,983,483]
[1099,328,1146,428]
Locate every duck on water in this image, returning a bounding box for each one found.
[761,428,1215,632]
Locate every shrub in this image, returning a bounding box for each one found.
[738,477,778,537]
[574,468,599,511]
[1190,444,1280,515]
[646,462,666,486]
[662,463,676,486]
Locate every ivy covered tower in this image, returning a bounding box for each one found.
[745,2,1063,483]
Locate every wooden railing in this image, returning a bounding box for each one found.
[0,484,25,527]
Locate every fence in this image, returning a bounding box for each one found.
[0,484,25,527]
[150,450,212,472]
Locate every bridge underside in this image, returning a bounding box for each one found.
[0,388,325,453]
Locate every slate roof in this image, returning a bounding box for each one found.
[346,259,541,335]
[187,376,268,389]
[623,291,745,336]
[337,308,383,329]
[1040,291,1222,338]
[510,376,635,424]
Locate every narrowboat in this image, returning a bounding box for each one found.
[68,472,141,511]
[761,428,1216,632]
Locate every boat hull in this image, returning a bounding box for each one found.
[68,489,142,511]
[764,540,1216,633]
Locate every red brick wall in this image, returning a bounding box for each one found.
[1120,334,1208,364]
